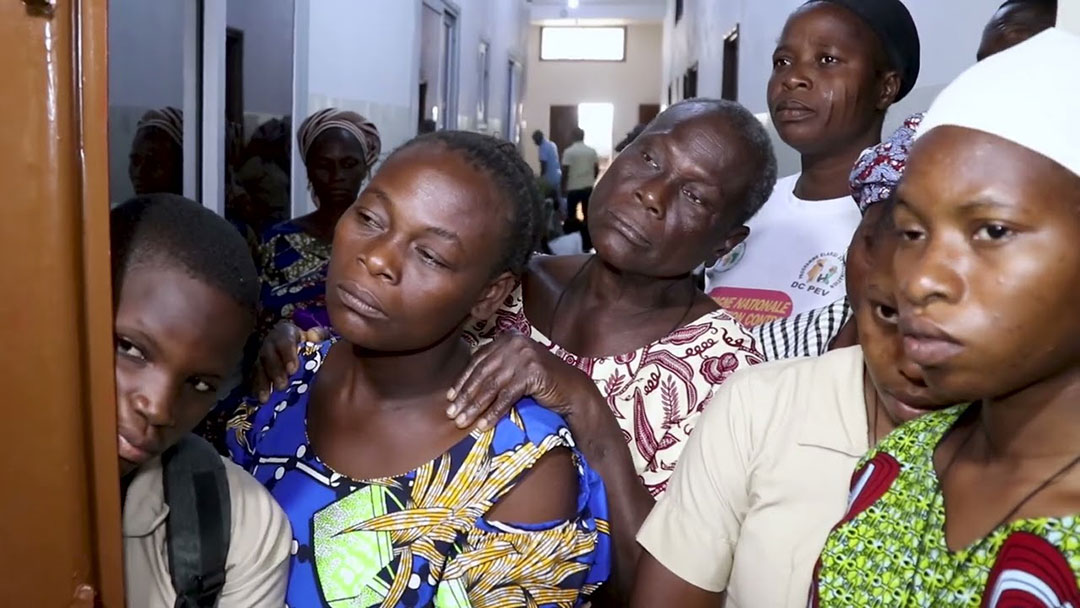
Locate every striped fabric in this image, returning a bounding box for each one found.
[750,297,853,361]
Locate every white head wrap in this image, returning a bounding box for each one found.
[916,28,1080,178]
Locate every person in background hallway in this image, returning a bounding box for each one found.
[234,116,293,238]
[111,195,291,607]
[129,107,183,197]
[228,131,610,607]
[810,29,1080,606]
[253,99,777,603]
[532,129,562,202]
[257,108,381,335]
[631,132,941,608]
[561,126,601,250]
[752,0,1058,362]
[706,0,920,327]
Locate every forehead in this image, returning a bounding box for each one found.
[116,265,249,370]
[899,126,1080,217]
[132,128,178,150]
[643,109,750,165]
[310,128,364,157]
[367,146,508,246]
[780,3,879,54]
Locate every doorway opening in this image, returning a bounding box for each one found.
[722,25,740,101]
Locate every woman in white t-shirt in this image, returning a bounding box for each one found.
[706,0,920,324]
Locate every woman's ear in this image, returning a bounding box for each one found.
[471,272,517,322]
[877,70,902,110]
[705,225,750,268]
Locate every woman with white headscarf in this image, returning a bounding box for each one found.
[810,29,1080,607]
[256,108,381,335]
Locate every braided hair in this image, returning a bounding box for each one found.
[391,131,541,277]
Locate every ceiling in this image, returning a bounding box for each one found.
[528,0,665,5]
[528,0,667,25]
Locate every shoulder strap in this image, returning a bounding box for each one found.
[162,434,232,608]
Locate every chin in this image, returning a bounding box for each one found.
[774,125,824,154]
[919,368,1000,406]
[119,457,139,478]
[591,235,642,271]
[879,387,944,425]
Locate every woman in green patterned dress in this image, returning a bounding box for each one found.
[810,28,1080,607]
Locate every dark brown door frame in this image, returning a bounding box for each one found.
[1,0,124,604]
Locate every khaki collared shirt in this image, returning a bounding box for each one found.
[123,455,292,607]
[637,346,869,607]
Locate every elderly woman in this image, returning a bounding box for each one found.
[630,116,938,608]
[257,108,381,334]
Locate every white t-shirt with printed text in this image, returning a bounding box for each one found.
[705,174,862,326]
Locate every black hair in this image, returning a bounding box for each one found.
[110,194,259,319]
[1001,0,1057,12]
[390,131,540,277]
[1000,0,1058,26]
[571,127,586,141]
[656,99,778,226]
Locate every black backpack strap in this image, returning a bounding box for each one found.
[162,434,232,608]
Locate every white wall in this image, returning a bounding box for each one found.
[1061,0,1080,33]
[304,0,421,158]
[457,0,531,136]
[226,0,295,118]
[522,23,663,171]
[662,0,1002,176]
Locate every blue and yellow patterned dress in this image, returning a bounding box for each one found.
[811,404,1080,607]
[227,341,611,607]
[257,221,332,335]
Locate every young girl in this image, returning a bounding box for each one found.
[810,29,1080,606]
[228,131,610,607]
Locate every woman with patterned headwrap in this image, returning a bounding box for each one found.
[257,108,381,334]
[129,107,183,197]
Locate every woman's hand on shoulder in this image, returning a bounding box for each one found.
[447,332,603,432]
[252,321,331,402]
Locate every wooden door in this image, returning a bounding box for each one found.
[0,0,124,605]
[722,26,740,101]
[548,104,579,162]
[638,104,660,126]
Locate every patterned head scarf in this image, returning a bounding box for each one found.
[297,108,382,171]
[849,113,923,214]
[136,107,183,147]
